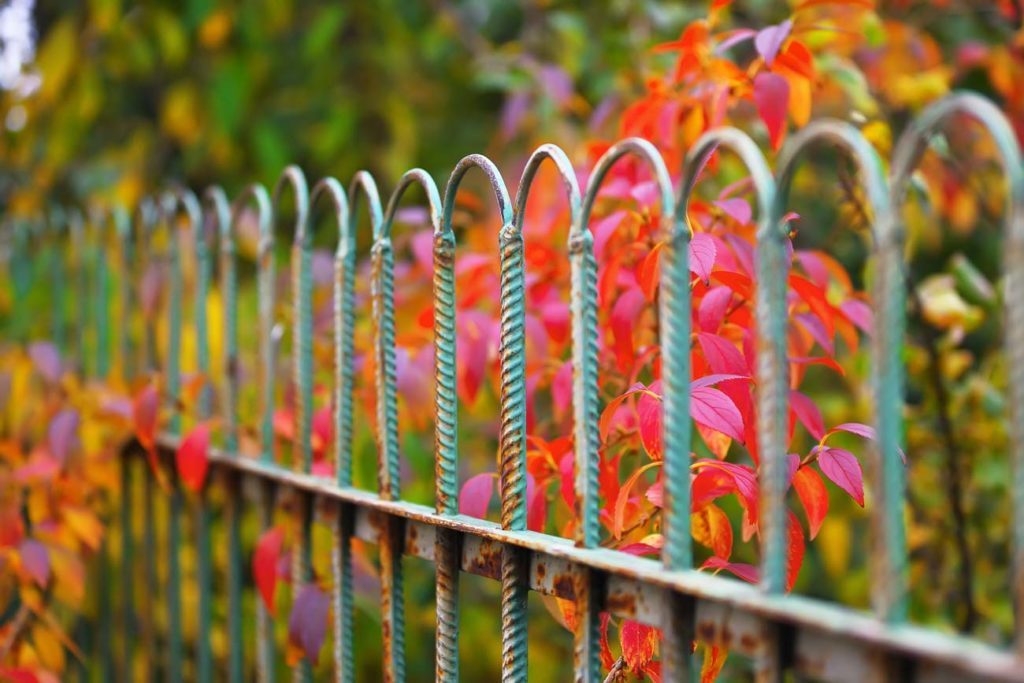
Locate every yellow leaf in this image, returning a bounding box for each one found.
[35,18,78,104]
[63,506,104,551]
[199,9,233,49]
[32,622,66,673]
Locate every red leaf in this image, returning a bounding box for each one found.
[691,387,744,442]
[611,286,646,371]
[754,19,792,66]
[787,511,805,591]
[700,642,728,683]
[789,390,824,440]
[697,332,747,376]
[28,341,62,383]
[598,382,646,442]
[134,378,161,471]
[791,466,828,539]
[638,242,665,302]
[459,473,495,519]
[620,620,658,675]
[19,539,49,587]
[790,274,835,338]
[817,446,864,506]
[599,613,615,670]
[753,72,789,149]
[689,232,717,284]
[176,423,211,492]
[288,583,330,663]
[254,526,285,615]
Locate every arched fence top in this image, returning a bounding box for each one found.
[381,168,443,239]
[442,153,513,235]
[889,90,1024,245]
[678,126,776,238]
[309,176,353,250]
[272,164,311,249]
[348,170,385,242]
[580,137,674,230]
[513,143,581,238]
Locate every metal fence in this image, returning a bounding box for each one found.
[6,90,1024,682]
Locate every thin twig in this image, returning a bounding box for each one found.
[603,656,627,683]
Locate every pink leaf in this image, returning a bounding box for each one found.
[715,28,757,54]
[689,233,717,283]
[551,360,573,416]
[698,286,733,332]
[47,409,79,465]
[691,373,749,389]
[254,526,284,615]
[611,286,646,370]
[288,584,330,663]
[701,556,759,583]
[753,72,790,149]
[840,299,874,335]
[28,342,62,383]
[591,210,627,258]
[697,332,747,376]
[817,446,864,506]
[459,473,494,519]
[790,390,825,440]
[754,19,792,66]
[713,197,752,225]
[830,422,875,440]
[19,539,49,587]
[691,387,744,442]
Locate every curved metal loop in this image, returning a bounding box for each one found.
[775,119,907,624]
[156,186,205,431]
[307,177,359,493]
[226,184,275,461]
[514,144,600,552]
[443,154,524,527]
[679,128,787,595]
[887,91,1024,651]
[346,170,405,503]
[380,170,454,513]
[272,164,311,248]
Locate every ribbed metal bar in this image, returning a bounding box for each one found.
[273,164,315,683]
[379,169,460,681]
[257,480,277,683]
[442,154,527,681]
[331,501,355,681]
[887,92,1024,652]
[349,170,410,681]
[142,463,158,680]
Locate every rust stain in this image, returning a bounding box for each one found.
[605,591,636,617]
[535,561,546,581]
[553,573,575,600]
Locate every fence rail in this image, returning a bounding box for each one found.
[5,90,1024,682]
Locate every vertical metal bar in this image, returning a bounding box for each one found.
[49,211,66,353]
[142,425,159,679]
[274,166,315,682]
[226,475,244,683]
[120,455,135,682]
[350,170,409,681]
[677,130,777,682]
[69,210,88,373]
[331,501,355,681]
[442,155,524,681]
[258,481,278,683]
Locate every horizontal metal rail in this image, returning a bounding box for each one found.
[6,90,1023,682]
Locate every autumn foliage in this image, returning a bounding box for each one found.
[3,0,1023,680]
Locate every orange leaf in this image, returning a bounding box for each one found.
[700,643,728,682]
[176,423,211,493]
[254,526,285,615]
[638,241,665,302]
[692,502,733,559]
[613,461,661,538]
[791,466,828,539]
[789,274,835,338]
